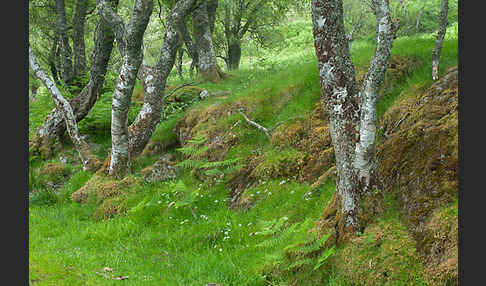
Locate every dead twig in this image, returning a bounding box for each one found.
[238,109,271,141]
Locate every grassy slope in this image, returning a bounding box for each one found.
[29,19,458,285]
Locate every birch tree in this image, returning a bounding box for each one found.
[219,0,289,70]
[96,0,154,177]
[192,0,226,82]
[29,45,100,171]
[73,0,89,77]
[100,0,197,177]
[56,0,75,85]
[311,0,397,238]
[128,0,197,157]
[31,0,118,159]
[431,0,448,80]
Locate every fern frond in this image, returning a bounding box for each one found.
[286,257,314,270]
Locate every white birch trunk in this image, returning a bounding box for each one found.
[29,46,98,171]
[311,0,396,234]
[192,1,224,82]
[97,0,154,177]
[128,0,196,157]
[432,0,449,80]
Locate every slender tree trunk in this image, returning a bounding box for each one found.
[176,47,185,81]
[192,0,225,82]
[227,38,241,70]
[73,0,88,78]
[30,46,100,171]
[56,0,74,85]
[128,0,196,158]
[311,0,396,239]
[48,34,61,85]
[180,18,198,77]
[97,0,154,177]
[432,0,449,81]
[207,0,218,34]
[30,1,117,160]
[347,19,362,51]
[415,6,424,34]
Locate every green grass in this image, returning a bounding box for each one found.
[29,176,335,285]
[29,18,457,285]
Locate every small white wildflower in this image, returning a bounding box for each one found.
[219,248,223,252]
[214,200,219,203]
[250,194,254,197]
[254,232,260,235]
[268,192,272,195]
[305,197,310,201]
[249,232,254,236]
[247,222,253,226]
[169,216,173,219]
[226,222,231,226]
[283,216,289,221]
[238,224,242,227]
[279,180,286,185]
[256,191,260,194]
[157,200,162,204]
[290,190,295,194]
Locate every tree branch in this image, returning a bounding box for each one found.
[97,0,127,56]
[239,109,271,141]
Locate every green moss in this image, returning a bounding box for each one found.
[252,148,307,180]
[40,162,72,184]
[330,216,426,285]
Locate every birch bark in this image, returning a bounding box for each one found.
[432,0,449,81]
[97,0,154,177]
[73,0,88,77]
[311,0,396,236]
[128,0,196,157]
[192,0,225,82]
[31,1,117,159]
[29,46,100,171]
[55,0,74,85]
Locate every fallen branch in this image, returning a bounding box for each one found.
[239,109,271,141]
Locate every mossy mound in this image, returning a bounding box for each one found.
[356,55,421,91]
[40,162,71,183]
[71,174,140,204]
[421,203,458,286]
[175,100,249,162]
[141,153,179,182]
[378,66,458,237]
[93,195,130,220]
[330,217,426,285]
[251,148,307,179]
[166,85,206,103]
[271,98,334,183]
[377,66,458,284]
